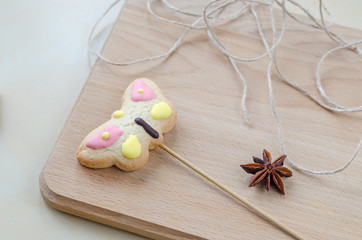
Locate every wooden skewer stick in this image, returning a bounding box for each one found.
[159,144,305,240]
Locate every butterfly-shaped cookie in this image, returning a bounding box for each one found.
[77,78,177,171]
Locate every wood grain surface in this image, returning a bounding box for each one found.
[40,0,362,239]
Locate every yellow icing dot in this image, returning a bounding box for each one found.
[151,102,172,119]
[101,132,110,140]
[112,110,124,118]
[138,88,144,93]
[121,135,142,159]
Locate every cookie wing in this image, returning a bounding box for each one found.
[77,78,177,171]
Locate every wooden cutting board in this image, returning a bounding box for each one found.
[39,0,362,239]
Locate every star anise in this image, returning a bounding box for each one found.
[240,149,292,194]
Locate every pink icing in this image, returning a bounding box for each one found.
[131,79,156,102]
[86,124,124,149]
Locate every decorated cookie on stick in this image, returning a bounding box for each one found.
[77,78,176,171]
[77,78,303,240]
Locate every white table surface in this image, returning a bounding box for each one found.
[0,1,361,239]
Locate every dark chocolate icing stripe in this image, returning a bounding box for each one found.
[135,118,159,139]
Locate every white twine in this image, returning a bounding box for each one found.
[88,0,362,175]
[316,39,362,111]
[252,1,362,174]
